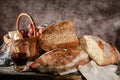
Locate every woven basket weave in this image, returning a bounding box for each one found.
[3,13,40,60]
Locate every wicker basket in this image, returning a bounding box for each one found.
[3,13,40,60]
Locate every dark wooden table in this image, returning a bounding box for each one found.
[0,74,83,80]
[0,66,83,80]
[0,62,120,80]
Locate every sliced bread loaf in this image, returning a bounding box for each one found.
[79,35,120,66]
[39,20,79,51]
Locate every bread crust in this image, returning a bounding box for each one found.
[79,35,120,66]
[30,48,89,73]
[39,20,79,51]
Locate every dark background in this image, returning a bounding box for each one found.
[0,0,120,51]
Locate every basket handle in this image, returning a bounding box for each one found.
[16,13,36,37]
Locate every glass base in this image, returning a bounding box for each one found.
[14,65,27,72]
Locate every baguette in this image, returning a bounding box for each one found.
[30,48,89,75]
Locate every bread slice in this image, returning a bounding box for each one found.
[30,48,89,75]
[79,35,120,65]
[39,20,79,51]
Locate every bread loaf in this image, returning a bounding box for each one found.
[30,48,89,75]
[79,35,120,65]
[39,20,79,51]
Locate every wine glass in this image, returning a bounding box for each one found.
[11,42,30,72]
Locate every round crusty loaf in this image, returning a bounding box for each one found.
[78,35,120,66]
[39,20,79,51]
